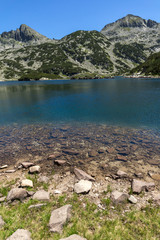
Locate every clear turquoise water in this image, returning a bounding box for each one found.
[1,77,160,129]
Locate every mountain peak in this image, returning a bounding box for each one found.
[1,24,48,42]
[101,14,158,32]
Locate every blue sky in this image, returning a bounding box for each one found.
[1,0,160,39]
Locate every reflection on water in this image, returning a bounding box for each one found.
[0,77,160,128]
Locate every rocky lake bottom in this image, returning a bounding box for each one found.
[0,122,160,179]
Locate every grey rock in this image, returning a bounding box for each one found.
[7,188,28,201]
[28,203,47,209]
[74,168,95,181]
[60,234,87,240]
[74,180,92,194]
[49,204,72,233]
[128,195,137,204]
[0,215,5,228]
[6,229,32,240]
[29,165,40,173]
[54,160,66,165]
[21,162,34,168]
[21,179,33,188]
[132,179,155,194]
[111,191,129,204]
[32,190,50,201]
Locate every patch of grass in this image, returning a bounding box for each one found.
[0,194,160,239]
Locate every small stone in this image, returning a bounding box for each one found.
[29,165,40,173]
[128,195,137,204]
[5,170,16,173]
[0,197,6,202]
[21,162,34,168]
[60,234,87,240]
[21,179,33,188]
[28,203,47,209]
[134,172,143,178]
[27,191,35,197]
[111,191,129,204]
[38,176,49,183]
[74,180,92,194]
[116,170,128,178]
[74,168,95,181]
[6,229,32,240]
[53,190,62,194]
[54,160,66,165]
[32,190,50,201]
[7,188,28,201]
[49,204,72,233]
[0,215,5,228]
[0,165,8,169]
[132,179,155,194]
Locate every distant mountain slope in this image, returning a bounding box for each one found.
[1,15,160,80]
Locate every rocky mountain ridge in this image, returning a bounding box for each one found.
[0,14,160,80]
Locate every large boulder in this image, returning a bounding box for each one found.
[6,229,32,240]
[49,205,72,233]
[74,180,92,194]
[60,235,87,240]
[74,168,95,181]
[132,179,155,194]
[7,188,28,201]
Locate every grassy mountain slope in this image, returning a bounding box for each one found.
[130,51,160,76]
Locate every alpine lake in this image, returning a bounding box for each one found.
[0,77,160,178]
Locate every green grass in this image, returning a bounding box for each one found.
[0,190,160,240]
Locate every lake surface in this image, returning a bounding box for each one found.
[0,77,160,170]
[1,77,160,129]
